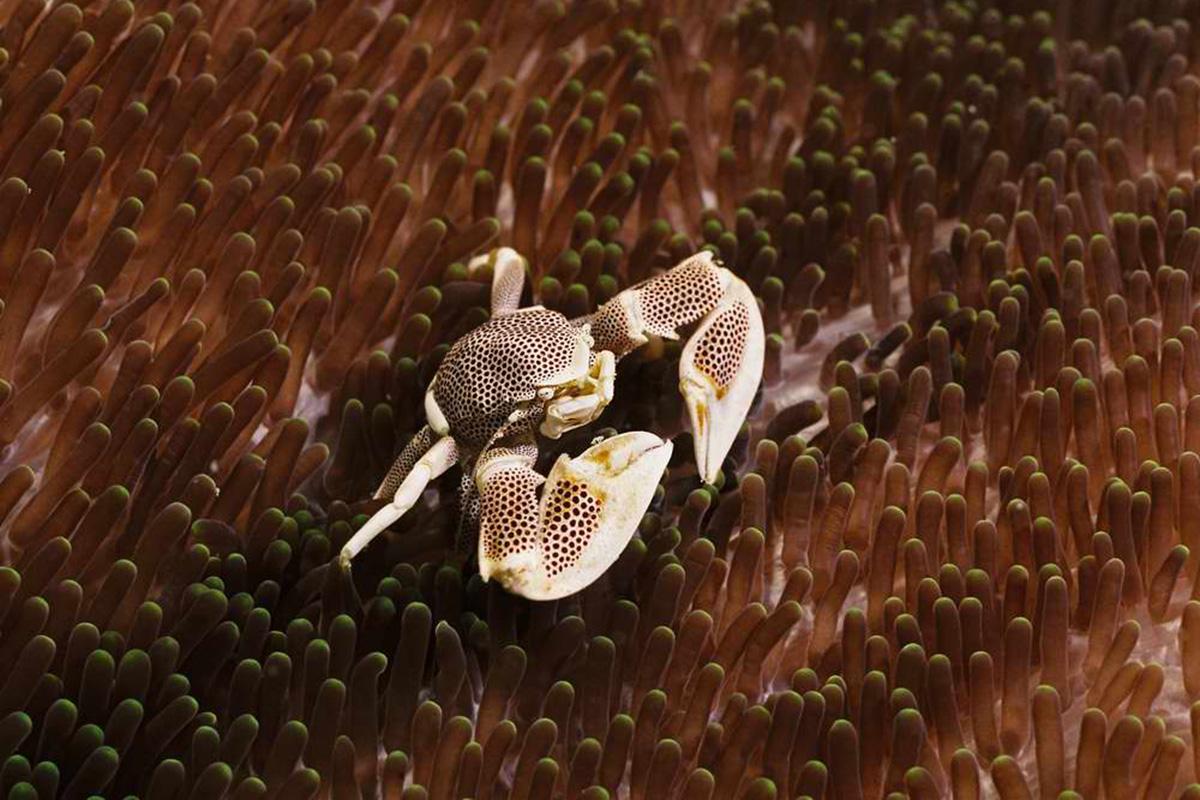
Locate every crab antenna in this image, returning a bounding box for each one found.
[339,436,459,567]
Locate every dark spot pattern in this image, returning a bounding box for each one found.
[433,308,585,448]
[584,255,727,357]
[454,466,481,556]
[477,445,542,563]
[585,297,644,357]
[692,302,752,394]
[634,255,727,337]
[541,479,602,578]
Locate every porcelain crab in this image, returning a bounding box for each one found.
[339,248,765,600]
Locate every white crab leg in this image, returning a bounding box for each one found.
[476,432,673,600]
[339,435,459,567]
[467,246,527,315]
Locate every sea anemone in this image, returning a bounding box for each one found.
[0,0,1199,797]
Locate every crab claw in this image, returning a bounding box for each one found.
[582,251,765,484]
[679,272,765,484]
[477,432,673,600]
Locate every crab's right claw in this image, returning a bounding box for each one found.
[583,250,765,484]
[339,436,458,568]
[680,273,765,484]
[477,432,673,600]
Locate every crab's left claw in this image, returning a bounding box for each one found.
[679,272,765,484]
[476,432,673,600]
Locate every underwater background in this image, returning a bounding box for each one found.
[0,0,1195,797]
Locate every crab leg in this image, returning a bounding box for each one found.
[475,432,673,600]
[340,435,459,567]
[585,251,765,483]
[373,424,438,500]
[467,246,527,315]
